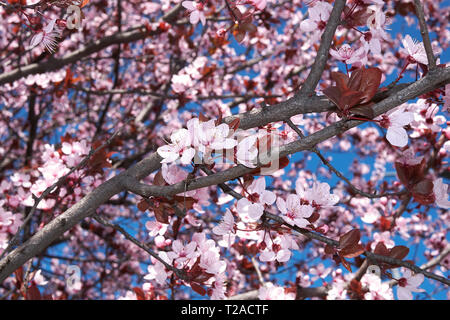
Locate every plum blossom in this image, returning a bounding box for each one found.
[432,178,450,209]
[259,234,299,263]
[400,35,428,65]
[330,44,367,66]
[276,194,314,228]
[212,209,236,236]
[29,19,62,53]
[361,273,394,300]
[144,252,173,286]
[249,0,267,11]
[171,73,194,93]
[258,283,295,300]
[236,134,259,168]
[167,240,198,266]
[145,220,168,237]
[296,180,339,207]
[199,249,226,275]
[378,107,414,147]
[396,268,425,300]
[371,231,395,250]
[188,118,237,160]
[300,1,333,33]
[182,1,206,25]
[157,129,196,165]
[236,177,276,222]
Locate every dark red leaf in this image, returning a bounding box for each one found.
[133,287,146,300]
[190,282,206,296]
[137,200,150,212]
[25,284,42,300]
[340,244,365,259]
[358,67,382,104]
[389,245,409,260]
[350,104,375,118]
[324,244,336,255]
[154,206,170,224]
[339,229,361,249]
[340,255,353,272]
[373,242,390,256]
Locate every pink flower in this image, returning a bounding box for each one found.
[182,1,206,25]
[400,35,428,65]
[212,209,236,236]
[371,231,395,250]
[236,134,259,168]
[260,234,299,263]
[167,240,198,266]
[171,73,193,93]
[157,129,196,165]
[276,194,314,228]
[29,19,62,53]
[236,177,276,222]
[300,1,332,33]
[199,250,226,274]
[330,44,367,66]
[296,181,339,207]
[145,220,168,237]
[144,252,172,285]
[361,273,394,300]
[249,0,267,11]
[396,269,425,300]
[432,178,450,209]
[258,283,295,300]
[379,107,414,147]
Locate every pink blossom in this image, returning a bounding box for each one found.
[182,1,206,25]
[396,268,425,300]
[378,107,414,147]
[361,273,394,300]
[300,1,333,33]
[236,134,259,168]
[167,240,198,266]
[212,209,235,236]
[236,177,276,222]
[296,180,339,207]
[157,129,196,165]
[258,283,295,300]
[400,35,428,65]
[29,19,62,53]
[432,178,450,209]
[330,44,367,66]
[144,252,172,286]
[371,231,395,250]
[249,0,267,11]
[145,220,168,237]
[276,194,314,228]
[199,250,226,275]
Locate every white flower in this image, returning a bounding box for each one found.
[258,283,295,300]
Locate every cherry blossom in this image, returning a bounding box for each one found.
[157,129,196,165]
[212,209,236,236]
[182,1,206,25]
[249,0,267,11]
[276,194,314,228]
[330,44,367,66]
[236,177,276,222]
[432,178,450,209]
[444,84,450,111]
[361,273,394,300]
[167,240,198,266]
[29,19,62,53]
[378,107,414,148]
[258,283,295,300]
[400,35,428,65]
[396,269,425,300]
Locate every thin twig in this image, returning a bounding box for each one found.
[413,0,436,69]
